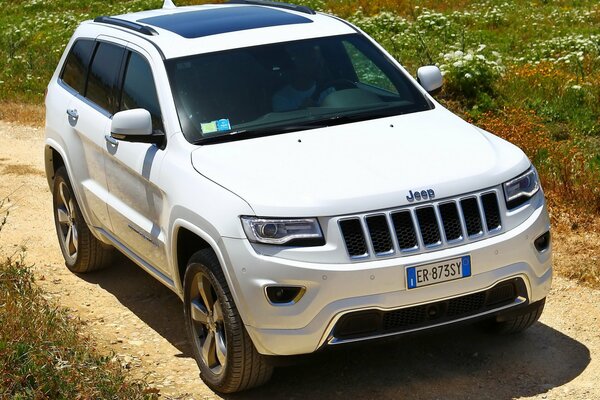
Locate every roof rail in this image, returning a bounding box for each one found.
[93,16,159,36]
[226,0,316,15]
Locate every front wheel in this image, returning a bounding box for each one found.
[486,298,546,334]
[183,249,273,393]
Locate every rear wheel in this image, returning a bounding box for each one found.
[52,166,113,273]
[183,249,273,393]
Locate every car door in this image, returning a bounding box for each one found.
[104,44,169,275]
[55,38,124,230]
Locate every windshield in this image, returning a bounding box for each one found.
[166,34,432,144]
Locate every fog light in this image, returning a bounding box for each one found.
[534,231,551,252]
[265,286,306,305]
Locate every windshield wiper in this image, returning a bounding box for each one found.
[322,104,415,124]
[193,104,419,145]
[193,121,329,145]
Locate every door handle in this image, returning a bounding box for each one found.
[105,135,119,147]
[66,108,78,119]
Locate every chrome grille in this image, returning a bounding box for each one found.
[482,192,502,231]
[339,190,503,260]
[365,215,394,255]
[390,211,418,250]
[339,218,368,258]
[416,207,441,246]
[439,202,462,241]
[461,197,483,237]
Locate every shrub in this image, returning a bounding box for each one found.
[0,254,158,399]
[439,46,504,104]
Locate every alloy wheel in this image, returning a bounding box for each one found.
[190,271,228,375]
[56,181,78,260]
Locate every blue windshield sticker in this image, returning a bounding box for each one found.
[201,119,231,135]
[216,119,231,131]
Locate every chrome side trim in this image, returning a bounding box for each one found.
[95,227,176,291]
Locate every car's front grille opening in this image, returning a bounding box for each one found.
[439,202,463,241]
[460,197,483,237]
[382,304,427,329]
[366,215,393,255]
[338,189,504,260]
[481,192,501,231]
[332,278,526,341]
[391,211,418,250]
[416,207,441,246]
[446,292,486,317]
[339,218,368,258]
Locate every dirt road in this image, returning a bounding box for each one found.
[1,120,598,400]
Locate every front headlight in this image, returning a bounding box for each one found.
[241,217,325,246]
[503,166,540,209]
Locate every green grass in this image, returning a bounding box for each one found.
[0,253,158,399]
[0,0,598,214]
[0,201,157,399]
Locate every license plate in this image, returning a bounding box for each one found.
[406,255,471,289]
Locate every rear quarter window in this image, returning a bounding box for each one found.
[60,39,95,94]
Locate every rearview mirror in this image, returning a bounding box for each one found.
[111,109,164,146]
[417,66,443,95]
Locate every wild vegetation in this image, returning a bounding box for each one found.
[0,201,158,398]
[0,2,597,396]
[0,0,598,278]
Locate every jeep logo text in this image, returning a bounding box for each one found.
[406,189,435,202]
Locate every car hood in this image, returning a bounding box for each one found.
[191,107,530,217]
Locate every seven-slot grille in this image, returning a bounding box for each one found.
[339,191,502,259]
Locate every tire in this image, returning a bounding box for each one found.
[183,249,273,393]
[52,166,113,273]
[487,298,546,334]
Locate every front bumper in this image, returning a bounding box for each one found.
[220,203,552,356]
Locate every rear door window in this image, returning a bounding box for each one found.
[120,51,164,132]
[85,42,125,114]
[60,39,95,94]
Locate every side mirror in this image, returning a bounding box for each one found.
[417,66,443,95]
[111,109,164,146]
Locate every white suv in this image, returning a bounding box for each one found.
[45,0,552,393]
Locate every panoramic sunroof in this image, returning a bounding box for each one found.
[138,6,313,39]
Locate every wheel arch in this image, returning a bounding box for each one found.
[44,139,107,245]
[44,143,66,189]
[171,219,241,307]
[174,224,213,294]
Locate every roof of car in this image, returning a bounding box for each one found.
[90,4,356,59]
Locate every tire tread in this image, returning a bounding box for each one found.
[186,249,273,393]
[494,298,545,334]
